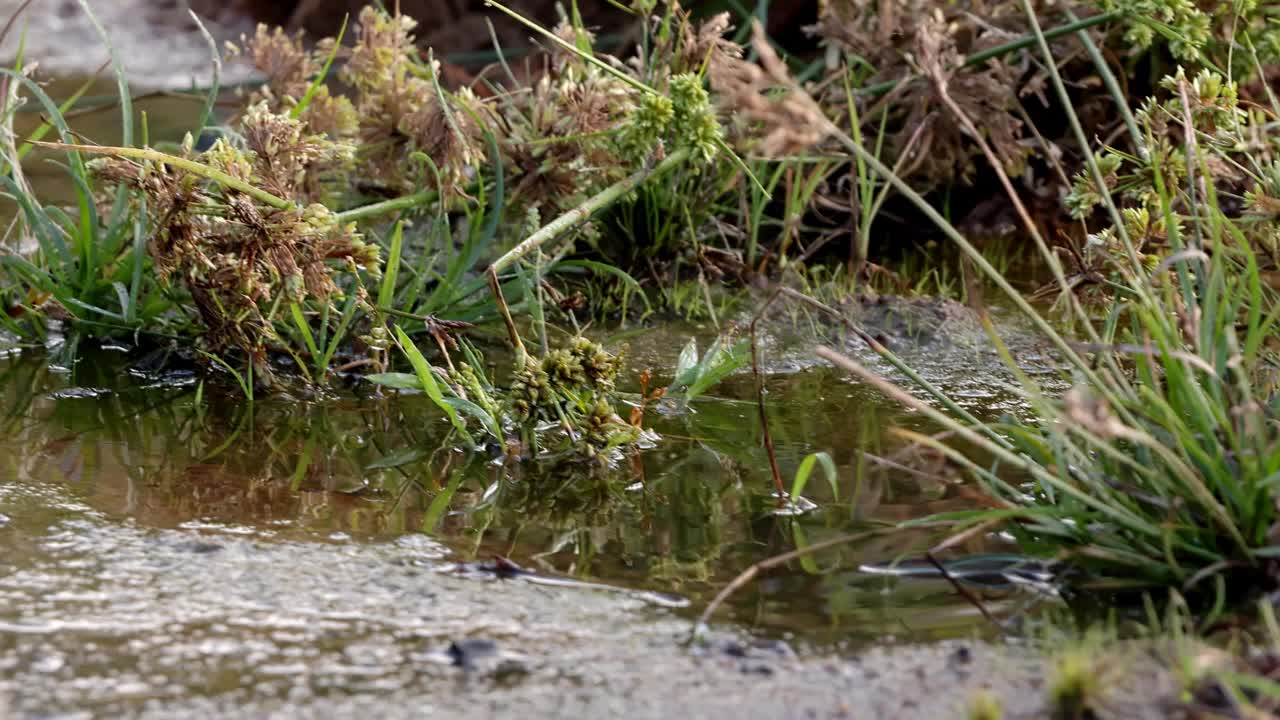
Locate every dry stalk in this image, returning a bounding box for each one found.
[914,15,1094,335]
[692,527,895,634]
[487,267,528,364]
[748,288,787,497]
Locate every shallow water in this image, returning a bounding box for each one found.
[0,314,1056,716]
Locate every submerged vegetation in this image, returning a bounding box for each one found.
[3,0,1280,707]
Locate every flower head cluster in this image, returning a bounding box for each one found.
[90,105,377,366]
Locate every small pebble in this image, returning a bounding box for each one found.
[448,638,499,670]
[174,540,223,554]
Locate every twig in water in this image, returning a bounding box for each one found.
[925,518,1007,630]
[748,288,786,497]
[692,528,894,638]
[926,551,1000,624]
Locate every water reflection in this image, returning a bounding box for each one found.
[0,336,1031,643]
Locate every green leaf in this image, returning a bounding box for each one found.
[671,338,699,388]
[686,339,749,399]
[422,472,466,533]
[290,303,321,358]
[393,324,474,446]
[378,221,404,311]
[442,396,502,440]
[792,451,839,501]
[365,372,422,390]
[318,292,360,377]
[77,0,132,147]
[791,523,822,575]
[291,14,347,119]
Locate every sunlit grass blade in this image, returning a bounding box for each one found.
[291,14,346,119]
[392,324,474,447]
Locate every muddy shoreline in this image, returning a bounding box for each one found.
[0,478,1055,720]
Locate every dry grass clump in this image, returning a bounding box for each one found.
[709,20,830,158]
[232,7,487,195]
[91,102,378,371]
[801,0,1279,198]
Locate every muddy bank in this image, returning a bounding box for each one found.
[0,478,1054,719]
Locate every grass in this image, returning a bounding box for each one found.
[1,0,1279,623]
[808,0,1280,618]
[8,9,1280,715]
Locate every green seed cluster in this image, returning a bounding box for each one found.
[452,362,500,419]
[617,93,674,163]
[614,75,722,166]
[510,337,623,421]
[669,74,722,164]
[582,398,640,458]
[510,355,552,421]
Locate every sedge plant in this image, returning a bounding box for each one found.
[808,2,1280,615]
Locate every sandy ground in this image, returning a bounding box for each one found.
[0,0,255,89]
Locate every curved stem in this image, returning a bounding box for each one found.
[32,140,291,210]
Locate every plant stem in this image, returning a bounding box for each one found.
[967,10,1121,67]
[32,140,291,209]
[815,346,1161,539]
[335,189,439,224]
[484,147,691,365]
[1018,0,1140,269]
[484,0,651,95]
[487,267,527,365]
[812,109,1104,388]
[490,147,691,274]
[750,289,787,497]
[693,527,894,632]
[1065,9,1143,152]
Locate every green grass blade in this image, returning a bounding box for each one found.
[289,303,321,358]
[791,451,839,501]
[317,292,360,377]
[393,324,473,446]
[291,14,346,119]
[76,0,131,148]
[187,10,222,134]
[378,221,404,311]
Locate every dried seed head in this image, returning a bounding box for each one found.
[344,7,420,94]
[229,24,317,100]
[709,22,829,157]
